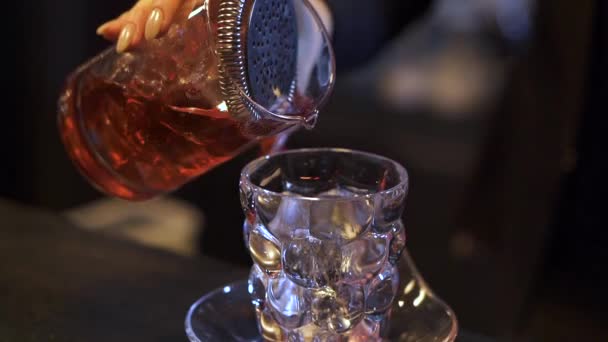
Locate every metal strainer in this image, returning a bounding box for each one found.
[218,0,298,121]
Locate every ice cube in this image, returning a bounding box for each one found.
[282,236,341,288]
[309,198,373,243]
[267,196,311,241]
[311,284,364,333]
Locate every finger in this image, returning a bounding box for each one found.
[96,12,130,40]
[97,0,200,51]
[128,0,167,41]
[144,0,200,41]
[95,1,155,47]
[115,6,148,53]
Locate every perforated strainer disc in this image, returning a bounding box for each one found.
[217,0,298,121]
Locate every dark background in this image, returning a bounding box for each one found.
[3,0,607,341]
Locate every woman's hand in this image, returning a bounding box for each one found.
[97,0,333,54]
[96,0,199,53]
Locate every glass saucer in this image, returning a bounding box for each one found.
[185,250,458,341]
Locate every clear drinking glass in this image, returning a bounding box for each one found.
[58,0,335,201]
[185,148,458,341]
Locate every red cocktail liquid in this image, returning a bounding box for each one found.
[58,72,294,201]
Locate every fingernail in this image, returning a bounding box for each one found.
[145,8,164,41]
[116,23,135,53]
[96,22,110,35]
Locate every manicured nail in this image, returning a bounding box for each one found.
[116,23,135,53]
[145,8,164,41]
[96,22,110,35]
